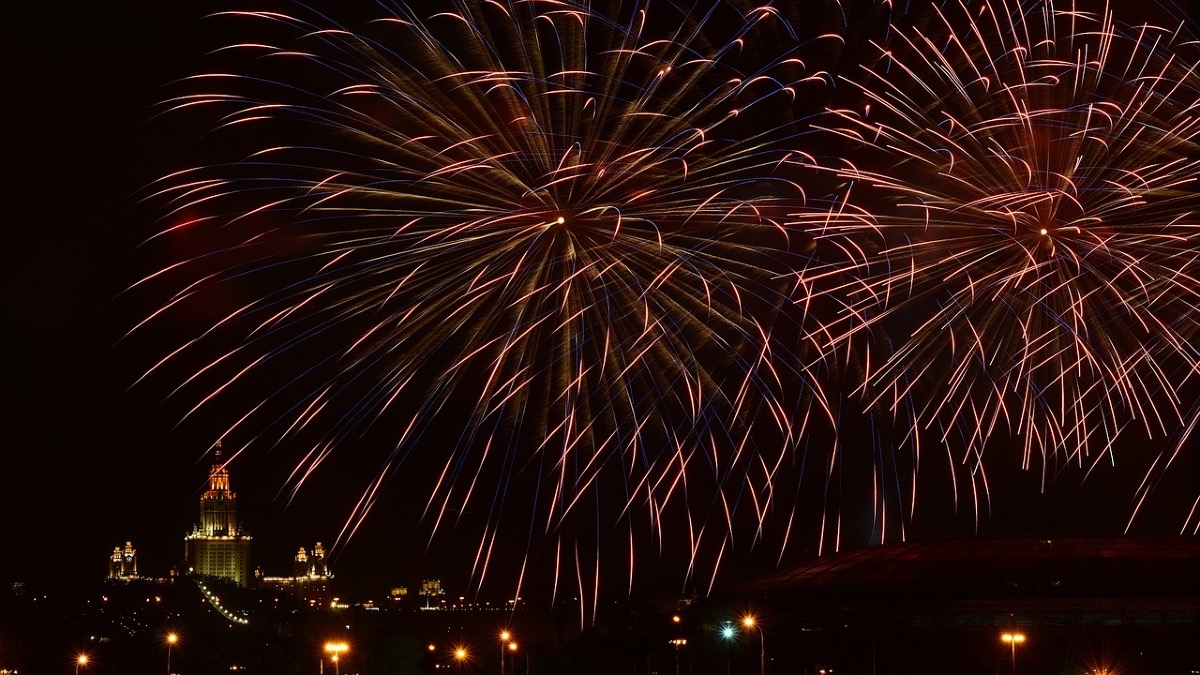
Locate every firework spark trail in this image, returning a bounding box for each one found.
[140,0,842,612]
[796,0,1200,515]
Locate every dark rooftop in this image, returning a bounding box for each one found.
[729,536,1200,598]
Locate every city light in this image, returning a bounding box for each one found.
[74,654,89,675]
[324,641,349,675]
[166,632,178,675]
[1001,633,1026,675]
[741,615,765,675]
[454,646,469,671]
[670,639,688,675]
[499,631,512,675]
[719,622,737,675]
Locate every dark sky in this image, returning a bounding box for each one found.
[4,0,1197,603]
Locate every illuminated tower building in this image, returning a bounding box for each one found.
[293,546,309,577]
[184,446,252,586]
[108,541,139,581]
[261,541,333,604]
[293,541,330,577]
[419,579,446,608]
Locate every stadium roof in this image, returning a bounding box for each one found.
[729,536,1200,600]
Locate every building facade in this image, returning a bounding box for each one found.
[184,446,252,586]
[259,542,334,605]
[107,541,139,581]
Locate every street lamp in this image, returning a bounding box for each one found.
[166,632,178,675]
[669,638,687,675]
[75,654,90,675]
[453,646,469,673]
[742,615,765,675]
[1001,632,1026,675]
[500,631,512,675]
[508,641,523,675]
[719,623,736,675]
[324,641,349,675]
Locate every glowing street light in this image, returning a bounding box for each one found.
[500,631,512,675]
[715,619,734,672]
[508,641,524,675]
[719,623,737,675]
[1001,632,1026,675]
[742,615,765,675]
[75,654,90,675]
[166,632,178,675]
[669,638,688,675]
[324,641,349,675]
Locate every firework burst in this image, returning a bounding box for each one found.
[139,0,841,609]
[797,0,1200,518]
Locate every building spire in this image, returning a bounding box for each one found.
[186,439,252,586]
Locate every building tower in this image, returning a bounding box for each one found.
[108,541,139,581]
[292,541,330,578]
[184,444,252,586]
[419,579,446,608]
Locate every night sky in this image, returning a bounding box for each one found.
[5,0,1198,603]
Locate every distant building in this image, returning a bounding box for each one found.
[295,541,330,578]
[107,541,139,581]
[389,586,408,605]
[419,579,445,608]
[258,542,333,605]
[184,445,252,586]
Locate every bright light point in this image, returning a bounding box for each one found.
[455,648,468,660]
[742,616,756,628]
[721,626,735,639]
[555,216,565,225]
[672,615,681,623]
[500,631,511,641]
[508,642,518,651]
[167,633,178,644]
[1039,228,1048,235]
[77,655,89,666]
[1001,632,1026,644]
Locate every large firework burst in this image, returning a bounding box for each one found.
[139,0,844,607]
[798,0,1200,515]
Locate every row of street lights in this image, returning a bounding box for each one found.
[322,641,349,675]
[75,631,179,675]
[67,622,1025,673]
[715,615,765,675]
[418,632,527,673]
[713,616,1026,675]
[1001,632,1026,675]
[497,630,530,675]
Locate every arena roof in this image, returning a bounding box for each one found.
[729,536,1200,598]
